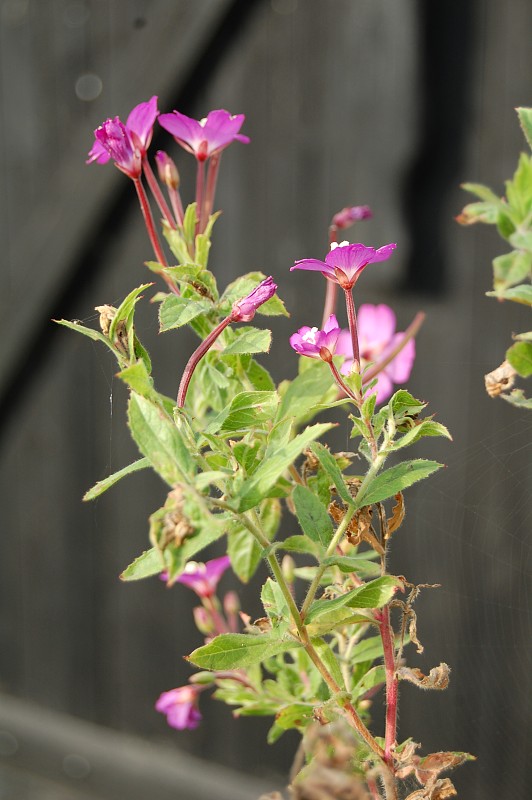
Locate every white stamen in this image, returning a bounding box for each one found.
[302,327,319,344]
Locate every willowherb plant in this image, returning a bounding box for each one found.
[58,96,474,800]
[458,106,532,409]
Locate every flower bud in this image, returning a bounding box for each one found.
[193,605,215,635]
[155,150,180,189]
[231,276,277,322]
[281,555,295,585]
[331,205,372,230]
[223,590,240,617]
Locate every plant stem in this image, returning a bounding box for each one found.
[177,315,233,407]
[195,158,205,236]
[328,360,362,405]
[343,287,360,366]
[169,185,184,227]
[378,606,398,767]
[321,226,338,327]
[143,158,176,229]
[201,153,221,232]
[133,178,168,266]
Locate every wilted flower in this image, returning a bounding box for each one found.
[232,276,277,322]
[291,241,396,290]
[155,686,202,730]
[158,108,250,162]
[87,96,159,177]
[289,314,343,362]
[331,205,372,230]
[176,555,231,598]
[337,304,416,403]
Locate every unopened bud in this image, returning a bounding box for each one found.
[155,150,180,189]
[281,555,295,584]
[231,276,277,322]
[193,605,215,635]
[223,590,240,616]
[331,205,372,230]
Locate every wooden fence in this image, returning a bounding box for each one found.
[1,1,531,798]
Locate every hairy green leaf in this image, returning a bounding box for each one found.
[188,631,301,670]
[293,484,334,547]
[83,457,150,501]
[357,459,442,507]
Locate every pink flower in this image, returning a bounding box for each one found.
[291,241,396,290]
[289,314,343,362]
[158,109,250,162]
[175,555,231,599]
[87,96,159,177]
[331,206,372,230]
[155,686,202,730]
[337,304,416,403]
[232,276,277,322]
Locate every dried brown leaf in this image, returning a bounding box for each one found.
[386,492,405,537]
[485,360,516,397]
[397,663,450,691]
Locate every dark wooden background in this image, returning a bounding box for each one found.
[0,1,531,798]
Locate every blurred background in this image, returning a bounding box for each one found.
[0,1,531,798]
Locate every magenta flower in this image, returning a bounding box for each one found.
[337,304,416,403]
[331,205,372,230]
[231,276,277,322]
[175,555,231,599]
[291,241,396,290]
[155,686,202,730]
[158,109,250,162]
[155,150,180,188]
[289,314,343,362]
[87,96,159,177]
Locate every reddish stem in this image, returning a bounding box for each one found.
[169,185,184,227]
[133,178,168,266]
[195,158,205,236]
[201,153,221,232]
[343,287,360,366]
[203,595,228,635]
[327,359,361,405]
[133,179,179,296]
[177,315,233,407]
[143,158,176,229]
[322,226,338,327]
[378,606,398,767]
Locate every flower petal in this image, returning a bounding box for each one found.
[126,95,159,151]
[384,334,416,383]
[358,304,397,355]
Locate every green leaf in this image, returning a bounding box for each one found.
[501,389,532,409]
[352,665,386,699]
[487,284,532,305]
[54,318,118,352]
[305,576,403,623]
[306,608,374,637]
[517,107,532,150]
[277,359,334,424]
[246,358,276,391]
[391,420,452,451]
[118,360,173,412]
[109,283,152,344]
[209,390,279,435]
[127,392,195,485]
[309,442,354,506]
[356,459,442,507]
[492,250,532,291]
[321,554,381,576]
[120,547,163,581]
[162,226,191,265]
[271,535,322,557]
[188,631,301,670]
[222,327,272,355]
[506,154,532,221]
[261,578,289,620]
[461,182,502,204]
[311,637,345,690]
[235,423,333,512]
[267,704,314,742]
[83,457,150,501]
[182,202,198,246]
[159,295,212,331]
[292,484,334,547]
[456,201,500,225]
[508,231,532,252]
[506,341,532,378]
[390,390,426,418]
[228,525,262,583]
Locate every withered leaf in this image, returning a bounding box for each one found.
[484,360,516,397]
[397,663,450,691]
[405,778,457,800]
[386,492,405,538]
